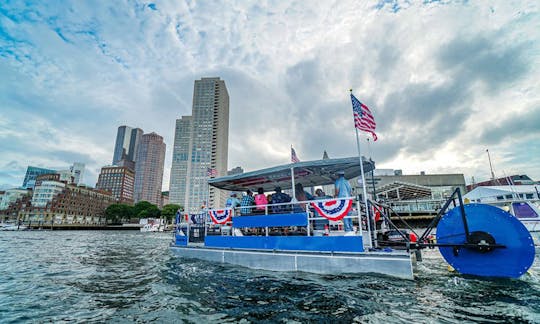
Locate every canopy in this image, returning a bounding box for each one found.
[375,181,432,201]
[208,156,375,192]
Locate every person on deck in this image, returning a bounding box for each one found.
[313,189,331,230]
[240,190,255,215]
[254,187,268,213]
[335,170,353,232]
[293,183,313,212]
[225,193,241,209]
[271,186,292,213]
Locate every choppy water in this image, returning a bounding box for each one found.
[1,231,539,323]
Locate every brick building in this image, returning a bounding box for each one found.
[19,174,116,225]
[96,165,135,205]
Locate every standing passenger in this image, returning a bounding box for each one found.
[226,193,241,209]
[335,171,353,232]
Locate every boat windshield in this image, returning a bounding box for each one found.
[512,202,540,219]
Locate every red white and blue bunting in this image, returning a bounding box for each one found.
[310,199,353,221]
[208,209,232,224]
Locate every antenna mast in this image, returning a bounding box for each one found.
[486,149,495,180]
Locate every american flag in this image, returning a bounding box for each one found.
[351,93,377,141]
[207,168,218,177]
[291,147,300,163]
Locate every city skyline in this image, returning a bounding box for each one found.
[0,1,539,190]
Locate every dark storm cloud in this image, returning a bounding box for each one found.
[381,81,470,129]
[480,106,540,145]
[438,35,530,92]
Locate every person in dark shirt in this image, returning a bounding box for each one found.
[271,186,291,213]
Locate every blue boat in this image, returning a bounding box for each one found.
[170,156,536,280]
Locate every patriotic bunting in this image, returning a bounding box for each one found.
[208,209,232,224]
[310,199,353,221]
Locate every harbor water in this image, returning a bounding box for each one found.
[1,231,539,323]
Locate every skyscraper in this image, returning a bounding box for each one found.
[169,116,192,206]
[134,132,166,207]
[113,126,143,166]
[169,77,229,212]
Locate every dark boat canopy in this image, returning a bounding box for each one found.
[208,156,375,192]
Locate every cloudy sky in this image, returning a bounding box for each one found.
[1,0,539,190]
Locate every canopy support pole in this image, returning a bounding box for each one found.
[290,167,296,201]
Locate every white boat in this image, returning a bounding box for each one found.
[463,186,540,236]
[170,157,536,279]
[0,222,28,231]
[140,218,165,232]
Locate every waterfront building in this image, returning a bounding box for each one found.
[169,77,229,212]
[70,162,85,185]
[22,166,56,189]
[19,174,115,224]
[96,165,135,205]
[113,125,143,166]
[134,132,166,207]
[0,189,32,222]
[0,188,29,210]
[55,162,86,185]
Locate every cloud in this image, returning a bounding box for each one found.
[0,0,539,191]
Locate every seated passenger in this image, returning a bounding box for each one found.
[313,188,331,230]
[240,190,255,215]
[254,187,268,213]
[225,193,241,209]
[271,186,291,213]
[293,183,313,212]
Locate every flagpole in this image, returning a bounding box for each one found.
[351,89,372,249]
[290,145,296,200]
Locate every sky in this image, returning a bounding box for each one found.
[0,0,539,190]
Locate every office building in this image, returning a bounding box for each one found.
[169,77,229,212]
[22,166,56,189]
[113,126,143,166]
[96,165,135,204]
[169,116,192,207]
[134,132,166,207]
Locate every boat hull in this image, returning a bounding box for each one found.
[170,245,414,279]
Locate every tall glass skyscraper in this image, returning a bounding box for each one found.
[169,77,229,212]
[113,126,143,167]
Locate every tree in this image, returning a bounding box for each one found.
[105,204,134,224]
[161,204,183,222]
[133,201,154,218]
[133,201,161,219]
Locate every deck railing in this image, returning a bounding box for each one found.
[176,197,372,245]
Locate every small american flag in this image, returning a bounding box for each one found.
[207,168,218,177]
[351,93,377,141]
[291,147,300,163]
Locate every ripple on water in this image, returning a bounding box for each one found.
[0,231,539,323]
